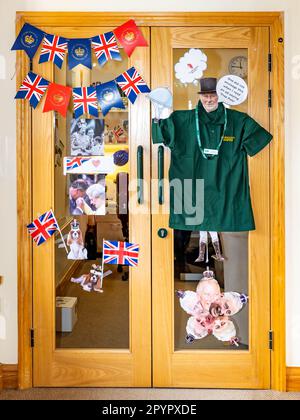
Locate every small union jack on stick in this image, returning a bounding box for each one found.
[27,209,68,253]
[100,240,140,289]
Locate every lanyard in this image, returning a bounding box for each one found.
[195,103,228,160]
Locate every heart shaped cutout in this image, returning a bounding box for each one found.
[92,160,101,168]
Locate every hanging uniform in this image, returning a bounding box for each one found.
[152,102,273,232]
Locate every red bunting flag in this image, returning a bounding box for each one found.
[43,83,72,117]
[114,19,148,57]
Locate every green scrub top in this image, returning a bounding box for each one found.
[152,102,273,232]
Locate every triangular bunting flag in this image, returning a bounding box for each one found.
[39,34,68,69]
[91,32,122,67]
[114,19,148,57]
[96,81,125,116]
[15,72,49,109]
[115,67,151,104]
[11,23,44,59]
[72,87,98,118]
[68,39,92,70]
[43,83,72,117]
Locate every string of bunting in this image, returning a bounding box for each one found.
[12,20,151,117]
[15,66,151,117]
[11,20,148,67]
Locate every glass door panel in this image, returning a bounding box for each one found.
[54,50,130,350]
[152,27,271,389]
[33,25,151,387]
[173,48,249,351]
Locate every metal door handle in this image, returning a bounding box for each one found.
[137,146,144,205]
[158,145,164,205]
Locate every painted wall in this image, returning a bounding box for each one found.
[0,0,299,367]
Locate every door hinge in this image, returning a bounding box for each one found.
[268,90,272,108]
[268,53,272,72]
[269,330,274,350]
[30,328,35,348]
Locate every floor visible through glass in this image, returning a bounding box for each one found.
[56,261,129,349]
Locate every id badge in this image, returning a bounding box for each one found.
[204,148,219,156]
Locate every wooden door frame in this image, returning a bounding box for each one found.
[16,11,285,390]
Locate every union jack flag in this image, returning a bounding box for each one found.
[92,32,121,67]
[27,210,58,246]
[103,240,140,267]
[72,87,98,118]
[113,126,125,140]
[15,72,49,109]
[39,34,68,69]
[115,67,151,104]
[66,157,90,171]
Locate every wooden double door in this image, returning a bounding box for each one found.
[32,24,271,388]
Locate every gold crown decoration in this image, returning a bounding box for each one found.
[103,90,115,103]
[74,47,86,58]
[52,93,64,105]
[25,35,35,45]
[123,30,136,42]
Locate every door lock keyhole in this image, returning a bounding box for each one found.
[158,228,168,238]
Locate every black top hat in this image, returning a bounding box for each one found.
[198,77,217,94]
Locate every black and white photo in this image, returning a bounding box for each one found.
[70,119,105,156]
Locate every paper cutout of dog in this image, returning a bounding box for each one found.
[67,219,88,260]
[71,264,103,293]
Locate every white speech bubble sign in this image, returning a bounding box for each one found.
[217,75,248,106]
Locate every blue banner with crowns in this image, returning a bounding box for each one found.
[11,23,44,59]
[68,39,92,70]
[96,81,125,116]
[11,20,149,68]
